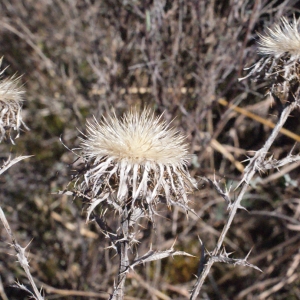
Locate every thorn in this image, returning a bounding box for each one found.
[289,143,297,155]
[245,247,253,261]
[171,236,178,249]
[238,205,248,212]
[241,155,251,163]
[234,179,245,191]
[24,238,34,250]
[197,236,203,246]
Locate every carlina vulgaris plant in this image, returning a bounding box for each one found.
[191,16,300,299]
[241,15,300,106]
[66,107,197,299]
[0,57,43,299]
[0,57,28,144]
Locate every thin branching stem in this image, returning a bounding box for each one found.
[110,206,130,300]
[0,207,44,300]
[190,100,298,299]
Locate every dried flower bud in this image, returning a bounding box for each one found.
[240,16,300,103]
[257,17,300,58]
[72,108,197,221]
[0,58,27,143]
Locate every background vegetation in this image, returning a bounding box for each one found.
[0,0,300,299]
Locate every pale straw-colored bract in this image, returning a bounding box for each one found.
[76,108,197,221]
[257,16,300,58]
[240,16,300,101]
[0,58,27,143]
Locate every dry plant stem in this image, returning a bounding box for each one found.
[0,276,8,300]
[110,206,130,300]
[0,156,32,176]
[0,207,44,300]
[190,101,298,299]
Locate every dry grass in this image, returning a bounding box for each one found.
[0,0,300,299]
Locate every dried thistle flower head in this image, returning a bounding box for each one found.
[0,58,27,143]
[74,108,197,221]
[257,16,300,58]
[240,16,300,102]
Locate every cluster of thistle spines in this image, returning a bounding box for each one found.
[81,109,190,165]
[77,144,196,221]
[257,16,300,58]
[0,59,26,143]
[73,107,198,221]
[241,17,300,105]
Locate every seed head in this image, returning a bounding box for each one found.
[0,58,27,143]
[74,108,197,221]
[257,16,300,58]
[240,16,300,103]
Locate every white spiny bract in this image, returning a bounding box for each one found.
[258,16,300,58]
[0,58,26,143]
[77,108,197,221]
[240,16,300,102]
